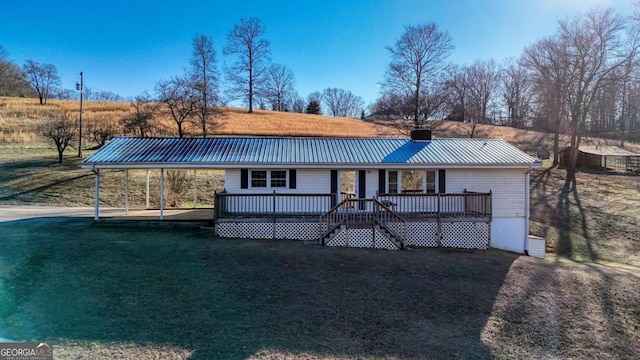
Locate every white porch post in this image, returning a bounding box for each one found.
[93,168,100,220]
[160,168,164,220]
[124,169,129,215]
[145,169,150,209]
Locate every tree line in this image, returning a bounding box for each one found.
[373,8,640,170]
[4,9,640,170]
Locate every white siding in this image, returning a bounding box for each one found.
[224,169,330,194]
[222,169,333,213]
[447,169,527,218]
[491,218,526,253]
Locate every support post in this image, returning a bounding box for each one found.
[193,169,197,208]
[77,71,83,158]
[124,169,129,215]
[93,168,100,220]
[145,169,150,209]
[437,193,441,247]
[160,168,164,220]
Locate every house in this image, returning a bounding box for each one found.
[559,145,640,173]
[81,128,540,253]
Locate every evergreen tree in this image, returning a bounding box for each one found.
[306,100,321,115]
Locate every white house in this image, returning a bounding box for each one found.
[81,128,540,253]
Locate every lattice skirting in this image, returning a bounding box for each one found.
[216,222,320,240]
[441,221,489,249]
[387,221,439,247]
[326,228,398,250]
[216,220,489,250]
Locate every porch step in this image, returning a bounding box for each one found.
[304,239,319,245]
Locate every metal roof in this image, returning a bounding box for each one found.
[81,137,540,169]
[577,145,640,157]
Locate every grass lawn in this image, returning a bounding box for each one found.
[1,218,638,359]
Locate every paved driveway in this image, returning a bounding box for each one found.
[0,205,124,223]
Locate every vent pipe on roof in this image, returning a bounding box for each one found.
[410,124,432,142]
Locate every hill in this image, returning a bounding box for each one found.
[1,96,639,266]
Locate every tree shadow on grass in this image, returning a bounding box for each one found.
[0,218,519,359]
[556,171,598,262]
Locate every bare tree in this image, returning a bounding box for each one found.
[501,59,533,128]
[190,35,221,137]
[322,88,365,118]
[444,65,469,122]
[224,17,271,113]
[120,94,158,137]
[0,45,31,97]
[289,91,305,113]
[156,75,198,137]
[85,119,118,149]
[465,59,502,126]
[22,59,60,105]
[262,63,296,111]
[522,36,572,165]
[39,111,76,163]
[382,23,454,124]
[558,9,639,171]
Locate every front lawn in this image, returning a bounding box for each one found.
[0,218,638,359]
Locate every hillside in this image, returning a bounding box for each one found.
[1,96,640,266]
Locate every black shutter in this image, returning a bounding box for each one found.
[241,169,248,189]
[358,170,366,210]
[438,169,446,194]
[358,170,366,198]
[289,169,297,189]
[378,169,386,194]
[330,170,338,207]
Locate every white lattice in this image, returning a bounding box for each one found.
[274,222,320,240]
[441,222,489,249]
[326,228,347,247]
[216,222,273,239]
[374,229,399,250]
[346,229,374,248]
[387,221,439,247]
[326,228,398,250]
[251,223,274,239]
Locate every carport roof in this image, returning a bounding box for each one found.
[81,136,540,169]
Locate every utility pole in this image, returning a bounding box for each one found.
[76,71,84,158]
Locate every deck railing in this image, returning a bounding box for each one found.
[375,191,491,219]
[214,192,334,219]
[214,191,491,221]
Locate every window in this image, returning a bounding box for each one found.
[388,170,398,194]
[250,170,288,188]
[251,170,267,188]
[426,170,436,193]
[271,170,287,188]
[387,170,438,193]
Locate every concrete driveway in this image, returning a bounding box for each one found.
[0,205,124,223]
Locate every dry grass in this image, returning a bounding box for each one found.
[530,167,640,266]
[0,97,398,145]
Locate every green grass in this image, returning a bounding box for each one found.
[1,218,639,359]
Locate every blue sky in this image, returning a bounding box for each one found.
[0,0,635,106]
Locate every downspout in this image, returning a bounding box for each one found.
[524,165,532,254]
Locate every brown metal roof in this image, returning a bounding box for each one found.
[578,145,640,157]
